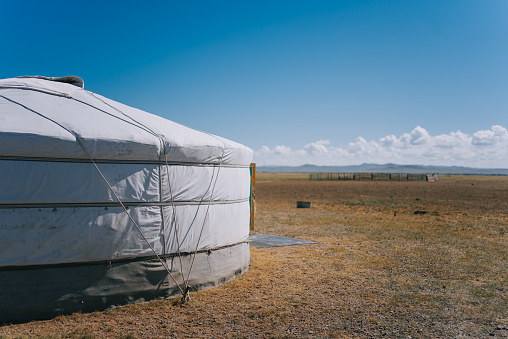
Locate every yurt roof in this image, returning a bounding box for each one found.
[0,76,252,166]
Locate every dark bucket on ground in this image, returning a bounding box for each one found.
[297,201,311,208]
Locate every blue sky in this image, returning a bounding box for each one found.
[2,1,508,167]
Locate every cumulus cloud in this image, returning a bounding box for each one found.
[472,125,508,146]
[254,125,508,168]
[304,140,330,156]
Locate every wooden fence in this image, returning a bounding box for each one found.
[309,173,439,182]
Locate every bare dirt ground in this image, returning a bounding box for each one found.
[1,174,507,338]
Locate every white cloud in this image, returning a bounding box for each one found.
[472,125,508,146]
[253,125,508,168]
[400,125,430,145]
[273,145,292,155]
[304,140,330,156]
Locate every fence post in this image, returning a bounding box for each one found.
[249,163,256,231]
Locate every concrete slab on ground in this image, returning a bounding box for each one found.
[249,234,316,248]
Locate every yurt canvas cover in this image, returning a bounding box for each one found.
[0,76,253,322]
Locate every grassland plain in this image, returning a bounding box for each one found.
[1,174,507,338]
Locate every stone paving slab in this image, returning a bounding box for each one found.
[249,234,316,248]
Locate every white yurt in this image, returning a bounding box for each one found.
[0,76,253,322]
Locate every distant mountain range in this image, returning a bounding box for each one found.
[257,163,508,175]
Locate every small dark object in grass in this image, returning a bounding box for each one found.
[297,201,311,208]
[414,210,428,215]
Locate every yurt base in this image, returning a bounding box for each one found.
[0,242,250,323]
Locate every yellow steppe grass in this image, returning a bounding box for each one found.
[1,174,507,338]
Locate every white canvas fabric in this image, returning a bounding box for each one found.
[0,76,253,267]
[0,77,252,164]
[0,202,250,266]
[0,161,250,204]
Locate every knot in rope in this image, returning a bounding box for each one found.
[181,285,192,304]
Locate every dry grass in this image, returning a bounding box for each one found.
[1,174,507,338]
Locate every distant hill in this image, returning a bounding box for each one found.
[256,163,508,175]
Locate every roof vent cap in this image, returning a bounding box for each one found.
[16,75,84,88]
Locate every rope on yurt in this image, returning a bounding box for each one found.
[162,149,188,285]
[83,91,189,293]
[75,137,186,296]
[182,147,226,302]
[6,90,237,302]
[0,94,186,296]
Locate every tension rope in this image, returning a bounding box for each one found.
[76,137,186,295]
[85,91,189,292]
[86,92,228,302]
[1,92,187,296]
[2,87,228,303]
[184,148,225,297]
